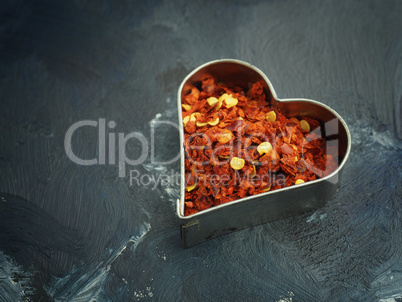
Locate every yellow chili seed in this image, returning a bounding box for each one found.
[250,164,257,177]
[257,142,273,155]
[207,97,219,107]
[224,96,238,108]
[216,94,228,111]
[183,115,190,127]
[189,115,196,124]
[216,130,232,144]
[300,119,310,132]
[186,183,197,192]
[192,112,200,120]
[295,179,305,185]
[262,185,271,192]
[219,93,230,102]
[266,110,276,123]
[230,157,245,170]
[207,117,219,126]
[214,99,223,111]
[182,104,191,111]
[196,121,208,127]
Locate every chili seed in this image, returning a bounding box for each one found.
[266,111,276,123]
[216,130,232,144]
[182,104,191,111]
[230,157,245,170]
[208,117,220,126]
[196,121,208,127]
[186,183,197,191]
[262,185,271,192]
[300,120,310,132]
[257,142,273,155]
[183,115,190,127]
[224,96,238,108]
[207,97,219,107]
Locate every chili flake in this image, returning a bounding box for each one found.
[182,77,338,216]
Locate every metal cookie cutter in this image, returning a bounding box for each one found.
[177,59,351,248]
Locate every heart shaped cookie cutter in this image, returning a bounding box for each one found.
[177,59,351,247]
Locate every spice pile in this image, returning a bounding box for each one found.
[182,77,338,216]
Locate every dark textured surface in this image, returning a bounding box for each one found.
[0,0,401,301]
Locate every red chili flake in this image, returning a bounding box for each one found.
[182,78,338,216]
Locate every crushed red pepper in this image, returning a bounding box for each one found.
[182,77,338,216]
